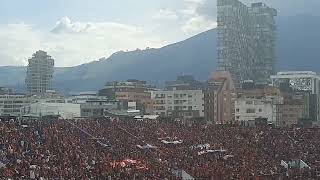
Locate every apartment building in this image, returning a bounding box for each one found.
[235,97,276,124]
[0,94,32,117]
[204,71,236,124]
[152,89,204,118]
[275,93,308,127]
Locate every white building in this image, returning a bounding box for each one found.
[21,102,80,119]
[271,71,320,94]
[235,97,275,123]
[25,50,54,95]
[67,92,107,104]
[151,89,204,118]
[0,94,32,117]
[271,71,320,122]
[30,90,67,104]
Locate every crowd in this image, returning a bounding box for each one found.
[1,117,320,179]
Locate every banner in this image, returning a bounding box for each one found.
[110,159,149,170]
[198,149,227,156]
[161,140,183,145]
[136,144,157,149]
[191,144,210,150]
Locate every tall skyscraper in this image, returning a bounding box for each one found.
[217,0,277,84]
[26,50,54,95]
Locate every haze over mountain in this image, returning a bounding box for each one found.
[0,15,319,94]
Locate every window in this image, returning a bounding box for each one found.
[246,109,255,113]
[155,106,165,110]
[246,101,253,105]
[259,109,262,112]
[236,108,240,112]
[82,109,91,113]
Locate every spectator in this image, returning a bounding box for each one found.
[0,118,319,179]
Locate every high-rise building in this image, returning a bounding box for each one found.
[25,50,54,95]
[217,0,277,84]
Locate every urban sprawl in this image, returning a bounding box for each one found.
[1,0,320,179]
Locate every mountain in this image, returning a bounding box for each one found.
[0,15,319,93]
[276,15,320,71]
[53,28,217,93]
[0,66,26,89]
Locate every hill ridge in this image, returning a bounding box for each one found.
[0,15,319,94]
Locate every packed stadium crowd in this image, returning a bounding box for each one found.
[1,117,320,179]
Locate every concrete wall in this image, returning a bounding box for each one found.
[22,102,80,119]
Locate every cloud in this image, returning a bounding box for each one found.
[196,0,216,19]
[51,16,91,33]
[0,17,168,67]
[180,0,217,36]
[0,23,42,66]
[152,9,179,21]
[182,16,217,35]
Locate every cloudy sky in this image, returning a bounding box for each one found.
[0,0,318,67]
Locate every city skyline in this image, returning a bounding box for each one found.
[0,0,318,67]
[1,1,320,179]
